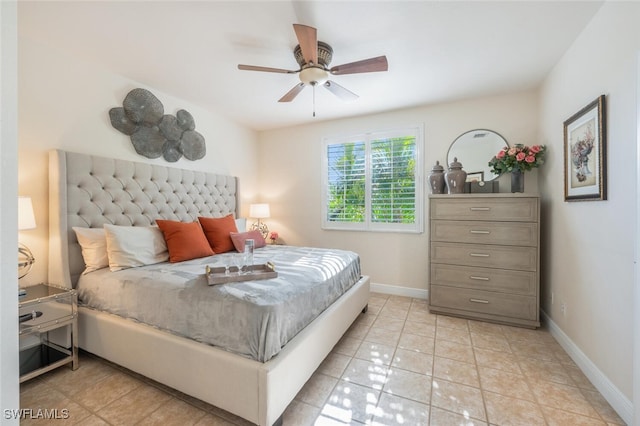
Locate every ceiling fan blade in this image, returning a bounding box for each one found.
[330,56,388,75]
[293,24,318,65]
[324,81,359,102]
[278,83,306,102]
[238,64,297,74]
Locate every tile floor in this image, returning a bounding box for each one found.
[20,293,626,425]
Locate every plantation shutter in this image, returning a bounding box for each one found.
[370,133,417,225]
[322,126,423,233]
[326,140,366,224]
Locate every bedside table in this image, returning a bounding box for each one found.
[18,284,78,382]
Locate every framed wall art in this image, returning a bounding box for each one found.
[563,95,607,201]
[466,171,484,182]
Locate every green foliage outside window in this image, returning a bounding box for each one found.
[327,135,417,225]
[327,141,365,222]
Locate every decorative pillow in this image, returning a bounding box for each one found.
[103,224,169,271]
[156,220,214,262]
[72,227,109,274]
[230,230,267,253]
[235,218,247,233]
[198,215,238,253]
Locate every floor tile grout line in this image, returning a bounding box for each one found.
[575,386,614,424]
[76,353,226,426]
[314,293,386,424]
[357,294,431,423]
[372,292,397,424]
[471,324,614,425]
[501,323,608,425]
[506,332,564,426]
[40,362,129,425]
[428,313,439,425]
[504,324,553,426]
[465,317,492,426]
[406,297,435,424]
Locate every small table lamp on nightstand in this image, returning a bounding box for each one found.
[249,203,270,239]
[18,196,36,279]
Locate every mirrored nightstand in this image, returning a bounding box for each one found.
[19,283,78,382]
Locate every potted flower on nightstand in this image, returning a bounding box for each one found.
[488,144,546,193]
[269,231,279,245]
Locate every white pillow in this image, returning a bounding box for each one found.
[235,218,247,232]
[73,227,109,274]
[103,224,169,272]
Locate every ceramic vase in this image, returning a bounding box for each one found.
[445,157,467,194]
[511,169,524,193]
[428,161,446,194]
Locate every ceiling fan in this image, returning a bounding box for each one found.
[238,24,388,107]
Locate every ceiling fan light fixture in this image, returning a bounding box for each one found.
[237,24,388,107]
[299,67,328,85]
[294,41,333,68]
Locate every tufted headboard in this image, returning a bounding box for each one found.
[49,150,238,289]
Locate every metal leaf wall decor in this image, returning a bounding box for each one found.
[109,88,206,162]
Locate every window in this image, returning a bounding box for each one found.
[322,126,423,233]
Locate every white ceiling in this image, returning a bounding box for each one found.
[18,1,603,131]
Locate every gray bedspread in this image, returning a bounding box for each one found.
[77,245,360,362]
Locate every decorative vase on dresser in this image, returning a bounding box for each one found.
[428,161,446,194]
[511,169,525,193]
[444,157,466,194]
[428,193,540,328]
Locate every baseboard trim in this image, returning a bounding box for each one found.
[541,310,632,425]
[370,282,428,300]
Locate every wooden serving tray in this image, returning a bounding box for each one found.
[205,262,277,286]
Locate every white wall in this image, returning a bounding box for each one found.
[1,1,20,422]
[258,90,539,293]
[539,1,639,418]
[18,38,260,287]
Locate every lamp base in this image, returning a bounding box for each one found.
[250,221,269,240]
[18,243,35,279]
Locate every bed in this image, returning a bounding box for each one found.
[47,149,370,426]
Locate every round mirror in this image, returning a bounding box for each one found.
[446,129,508,181]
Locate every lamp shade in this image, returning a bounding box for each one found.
[249,203,270,219]
[18,196,36,230]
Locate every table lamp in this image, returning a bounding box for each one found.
[249,203,270,239]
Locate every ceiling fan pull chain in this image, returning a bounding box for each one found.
[312,83,316,117]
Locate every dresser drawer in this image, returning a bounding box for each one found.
[431,241,537,271]
[431,220,538,246]
[430,264,536,295]
[430,285,538,321]
[430,197,538,222]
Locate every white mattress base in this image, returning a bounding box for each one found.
[79,275,370,426]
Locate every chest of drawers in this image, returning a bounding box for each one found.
[428,194,540,328]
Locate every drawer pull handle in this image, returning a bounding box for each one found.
[469,276,490,281]
[469,207,490,211]
[469,253,490,257]
[470,298,489,304]
[470,230,490,234]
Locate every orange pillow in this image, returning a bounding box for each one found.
[155,220,214,262]
[198,215,238,253]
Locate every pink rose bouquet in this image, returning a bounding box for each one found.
[488,143,546,175]
[269,231,279,244]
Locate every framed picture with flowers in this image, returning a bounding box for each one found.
[563,95,607,201]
